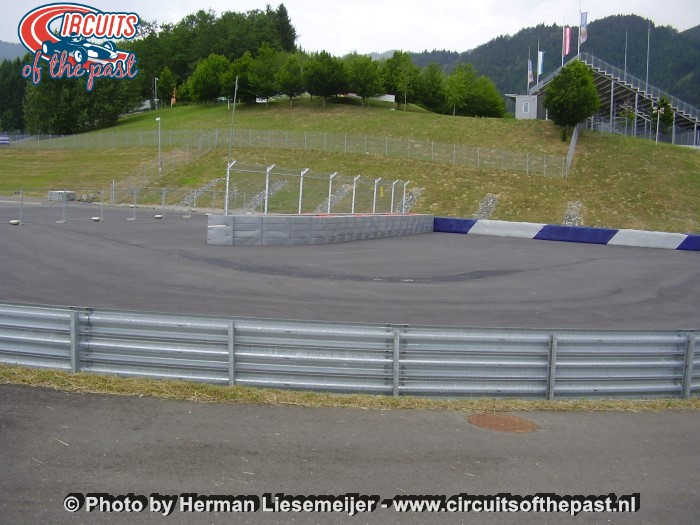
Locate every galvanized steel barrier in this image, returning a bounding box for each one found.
[0,302,697,399]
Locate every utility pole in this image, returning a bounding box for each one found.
[228,75,239,164]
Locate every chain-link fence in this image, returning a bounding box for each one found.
[3,127,566,177]
[1,161,422,226]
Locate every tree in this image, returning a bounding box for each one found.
[445,64,476,116]
[249,44,283,102]
[276,53,305,106]
[24,76,139,134]
[382,51,418,109]
[275,4,296,52]
[416,63,447,113]
[345,53,382,105]
[303,51,347,107]
[0,57,27,130]
[469,76,505,117]
[225,51,256,103]
[544,60,600,138]
[187,54,231,102]
[157,66,176,108]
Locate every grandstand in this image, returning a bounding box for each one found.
[531,52,700,146]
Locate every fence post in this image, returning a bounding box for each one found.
[452,144,456,165]
[562,157,566,178]
[431,141,434,161]
[19,189,24,225]
[547,334,558,400]
[392,328,400,397]
[128,189,137,221]
[543,155,547,177]
[57,193,67,224]
[111,179,116,202]
[476,148,480,168]
[228,320,236,386]
[526,153,529,176]
[70,310,80,373]
[344,134,347,153]
[385,136,388,156]
[683,333,696,399]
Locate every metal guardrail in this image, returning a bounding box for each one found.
[0,303,697,399]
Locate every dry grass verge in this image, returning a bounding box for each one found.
[1,364,698,413]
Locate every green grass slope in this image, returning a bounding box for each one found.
[1,102,698,233]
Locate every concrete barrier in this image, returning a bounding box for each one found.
[208,214,434,246]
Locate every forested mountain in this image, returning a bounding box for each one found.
[0,41,24,61]
[682,24,700,44]
[408,15,700,107]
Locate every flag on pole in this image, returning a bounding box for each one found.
[537,50,544,75]
[562,26,572,57]
[580,12,588,44]
[527,57,534,84]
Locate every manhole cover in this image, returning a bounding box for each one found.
[467,413,538,433]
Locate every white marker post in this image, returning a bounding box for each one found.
[225,160,236,216]
[402,180,410,214]
[264,164,276,215]
[351,175,361,214]
[327,172,337,214]
[155,117,161,174]
[372,178,382,214]
[298,168,309,214]
[390,180,399,214]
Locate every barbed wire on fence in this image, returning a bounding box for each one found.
[2,158,425,221]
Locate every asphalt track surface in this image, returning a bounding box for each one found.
[1,203,698,329]
[1,384,699,524]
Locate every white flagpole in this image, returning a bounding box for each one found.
[577,1,581,57]
[646,20,651,93]
[527,47,530,92]
[536,39,540,87]
[624,30,628,81]
[562,26,565,67]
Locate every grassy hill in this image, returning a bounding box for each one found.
[1,101,698,233]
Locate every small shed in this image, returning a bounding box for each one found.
[505,94,538,120]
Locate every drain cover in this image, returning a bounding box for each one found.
[468,413,538,433]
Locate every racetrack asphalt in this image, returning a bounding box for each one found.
[1,384,698,524]
[1,203,698,329]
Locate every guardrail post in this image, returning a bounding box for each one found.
[682,333,695,399]
[228,320,236,386]
[547,334,558,400]
[70,310,80,373]
[392,328,400,397]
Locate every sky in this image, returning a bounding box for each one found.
[4,0,699,55]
